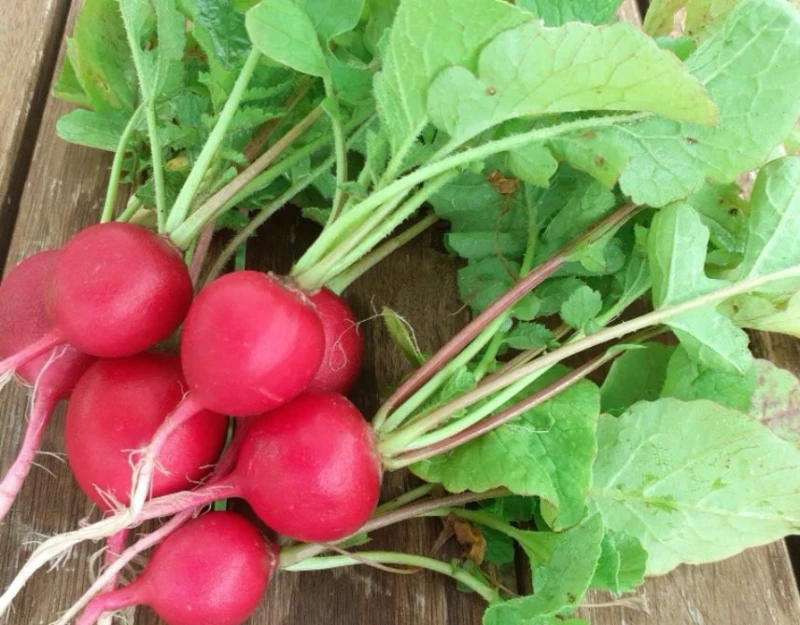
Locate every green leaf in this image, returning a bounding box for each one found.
[560,286,602,331]
[381,307,425,367]
[661,345,756,411]
[193,0,252,69]
[65,0,137,112]
[731,156,800,280]
[645,0,739,37]
[507,144,559,188]
[590,398,800,575]
[685,182,748,256]
[483,515,604,625]
[503,323,554,351]
[55,109,130,152]
[412,371,600,529]
[516,0,622,25]
[548,130,627,189]
[52,56,90,107]
[611,0,800,207]
[750,359,800,450]
[246,0,328,77]
[601,343,674,417]
[722,290,800,338]
[591,530,647,593]
[298,0,365,42]
[374,0,530,156]
[119,0,185,101]
[457,257,518,314]
[649,203,752,374]
[427,21,715,145]
[301,205,331,226]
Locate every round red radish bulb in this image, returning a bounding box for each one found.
[0,250,93,395]
[235,392,382,542]
[76,511,277,625]
[307,287,363,394]
[64,353,227,510]
[47,222,193,358]
[180,271,325,416]
[0,250,94,520]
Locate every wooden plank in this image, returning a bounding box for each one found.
[0,0,70,270]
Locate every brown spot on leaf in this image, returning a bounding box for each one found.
[447,514,486,565]
[487,169,519,196]
[486,86,497,95]
[685,136,699,145]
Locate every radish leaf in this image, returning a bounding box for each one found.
[591,398,800,575]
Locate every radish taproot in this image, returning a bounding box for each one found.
[0,250,94,520]
[64,353,228,509]
[0,223,193,377]
[307,287,363,394]
[128,270,326,515]
[76,511,277,625]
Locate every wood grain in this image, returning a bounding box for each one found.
[0,0,70,271]
[0,0,799,623]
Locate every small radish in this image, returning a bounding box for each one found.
[64,353,227,510]
[128,270,325,516]
[180,270,326,415]
[0,250,94,520]
[75,511,277,625]
[0,223,193,376]
[234,391,382,541]
[307,287,363,394]
[0,393,381,607]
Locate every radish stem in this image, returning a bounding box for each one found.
[101,106,143,223]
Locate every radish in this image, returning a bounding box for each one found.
[235,391,382,541]
[0,223,193,376]
[307,287,363,394]
[127,270,325,516]
[0,250,94,520]
[64,353,228,510]
[76,511,277,625]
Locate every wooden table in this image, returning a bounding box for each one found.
[1,1,799,623]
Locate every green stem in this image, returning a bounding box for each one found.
[144,104,168,233]
[326,214,438,294]
[101,106,143,223]
[166,48,262,233]
[204,154,336,282]
[169,106,327,248]
[385,263,800,451]
[374,484,435,515]
[115,196,142,223]
[472,332,505,381]
[323,77,348,223]
[282,551,501,603]
[375,315,508,435]
[297,173,454,290]
[292,112,646,276]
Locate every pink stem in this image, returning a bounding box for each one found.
[377,202,640,418]
[390,351,618,466]
[0,390,58,521]
[128,393,205,517]
[96,529,129,625]
[189,222,216,286]
[76,582,142,625]
[0,330,64,377]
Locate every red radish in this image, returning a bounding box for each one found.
[0,250,94,520]
[0,393,380,605]
[127,270,326,515]
[76,511,277,625]
[307,287,363,394]
[0,223,192,376]
[180,270,326,415]
[234,391,382,541]
[64,353,227,510]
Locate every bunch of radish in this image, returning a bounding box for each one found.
[0,217,379,624]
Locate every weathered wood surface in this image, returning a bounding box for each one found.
[0,1,799,624]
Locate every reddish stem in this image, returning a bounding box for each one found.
[0,390,58,520]
[390,351,617,466]
[0,330,64,377]
[76,582,142,625]
[378,202,639,419]
[189,222,216,286]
